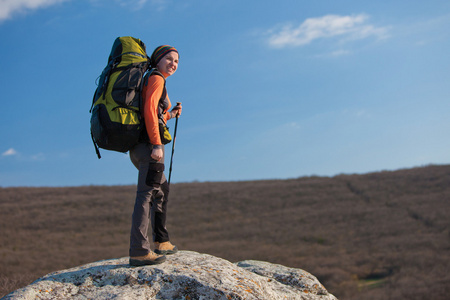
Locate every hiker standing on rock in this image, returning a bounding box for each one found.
[129,45,182,266]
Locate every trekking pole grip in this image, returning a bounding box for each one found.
[168,102,181,186]
[176,102,182,118]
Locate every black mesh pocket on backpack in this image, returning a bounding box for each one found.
[112,64,146,107]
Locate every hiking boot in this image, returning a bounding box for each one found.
[154,241,178,255]
[129,251,166,266]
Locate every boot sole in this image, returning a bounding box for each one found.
[129,256,166,266]
[155,247,178,255]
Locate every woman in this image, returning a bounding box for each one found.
[129,45,182,266]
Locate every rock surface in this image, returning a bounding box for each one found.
[2,251,337,299]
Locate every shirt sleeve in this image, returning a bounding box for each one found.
[142,74,171,145]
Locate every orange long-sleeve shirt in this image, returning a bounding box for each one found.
[142,74,171,145]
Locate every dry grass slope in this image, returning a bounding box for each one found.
[1,164,449,299]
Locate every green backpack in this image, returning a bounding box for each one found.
[90,36,150,159]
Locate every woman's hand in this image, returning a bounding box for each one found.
[170,103,182,118]
[151,146,163,161]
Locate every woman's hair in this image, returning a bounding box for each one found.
[150,45,178,67]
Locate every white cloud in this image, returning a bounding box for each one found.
[2,148,17,156]
[114,0,147,9]
[267,14,389,48]
[30,153,46,161]
[0,0,69,21]
[0,0,170,21]
[314,49,352,58]
[1,148,49,161]
[330,49,351,56]
[112,0,168,11]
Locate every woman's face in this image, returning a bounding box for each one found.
[157,51,179,78]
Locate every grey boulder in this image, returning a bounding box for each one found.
[3,251,337,300]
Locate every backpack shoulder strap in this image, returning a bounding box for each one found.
[143,68,167,99]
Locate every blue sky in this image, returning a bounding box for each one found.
[1,0,449,187]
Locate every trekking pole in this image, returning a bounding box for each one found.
[168,102,181,185]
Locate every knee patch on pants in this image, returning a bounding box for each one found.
[146,163,165,187]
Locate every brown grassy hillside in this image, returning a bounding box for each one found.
[1,164,449,299]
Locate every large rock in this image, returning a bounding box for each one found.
[3,251,337,299]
